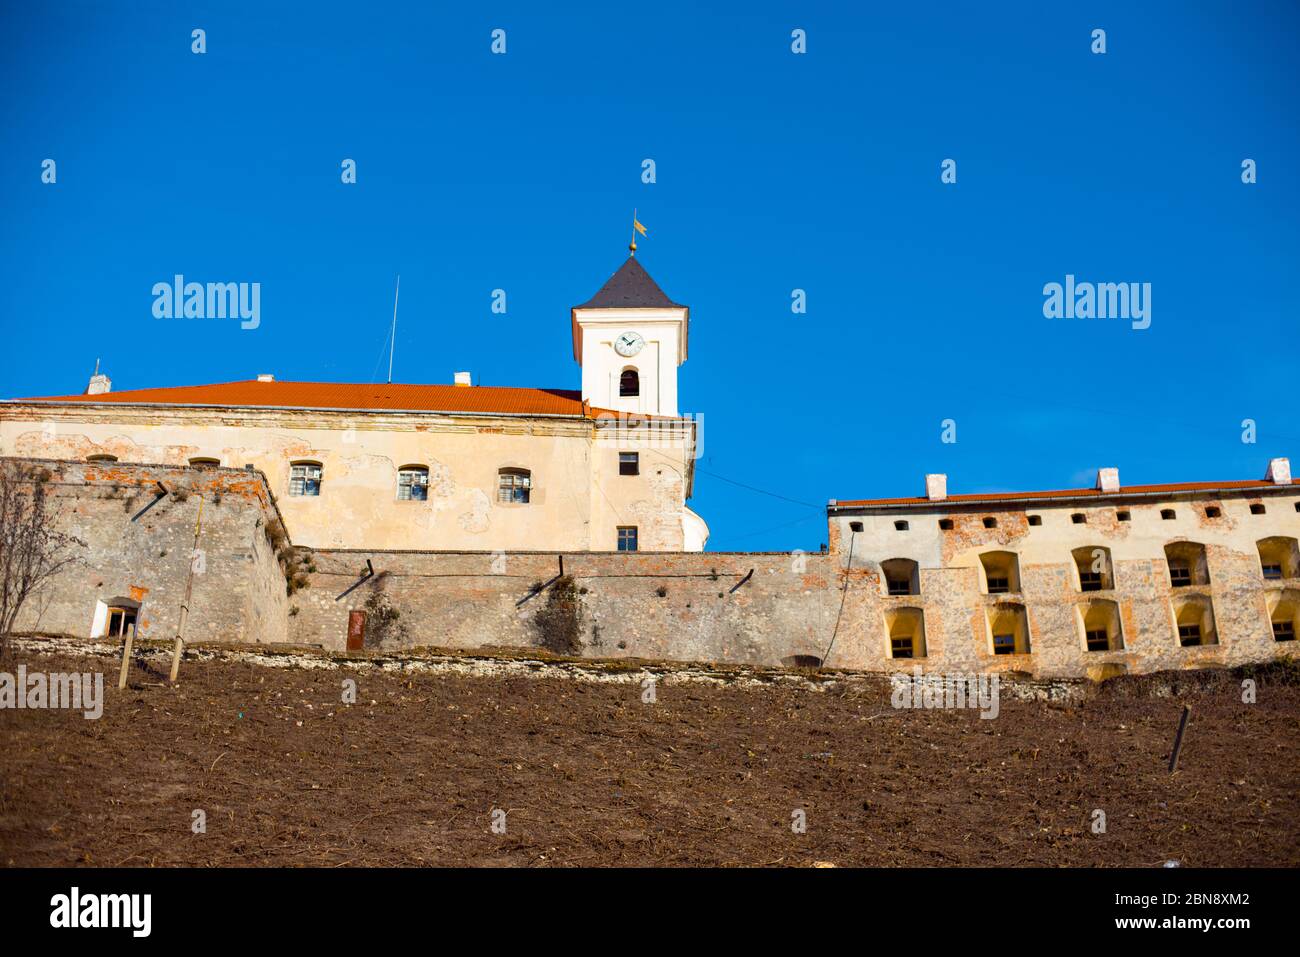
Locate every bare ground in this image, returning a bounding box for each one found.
[1,639,1297,867]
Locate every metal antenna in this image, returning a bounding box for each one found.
[387,275,400,384]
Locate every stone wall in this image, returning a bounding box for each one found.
[3,458,289,646]
[287,550,839,666]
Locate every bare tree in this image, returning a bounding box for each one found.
[0,463,83,657]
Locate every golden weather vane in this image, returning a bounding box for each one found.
[629,209,647,254]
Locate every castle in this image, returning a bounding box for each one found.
[2,257,1297,679]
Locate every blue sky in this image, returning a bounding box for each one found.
[2,1,1297,550]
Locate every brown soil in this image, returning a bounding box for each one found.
[1,644,1297,867]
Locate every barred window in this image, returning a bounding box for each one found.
[397,466,429,501]
[498,468,531,504]
[289,462,322,497]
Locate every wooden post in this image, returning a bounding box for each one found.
[1168,704,1192,773]
[117,627,135,691]
[170,496,204,683]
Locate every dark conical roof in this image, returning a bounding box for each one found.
[576,256,683,309]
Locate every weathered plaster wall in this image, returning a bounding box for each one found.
[0,404,699,552]
[4,458,288,646]
[827,490,1300,678]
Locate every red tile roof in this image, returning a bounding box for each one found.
[832,480,1284,510]
[11,380,601,417]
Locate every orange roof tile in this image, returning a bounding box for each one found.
[11,380,599,417]
[832,479,1284,510]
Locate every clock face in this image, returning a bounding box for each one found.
[614,331,645,357]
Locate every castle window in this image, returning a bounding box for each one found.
[885,607,927,659]
[980,551,1021,594]
[397,466,429,501]
[1205,506,1221,518]
[881,558,920,597]
[1071,512,1086,524]
[619,452,639,476]
[1267,591,1299,643]
[1117,510,1131,522]
[1164,542,1209,588]
[188,457,220,468]
[288,462,322,497]
[86,454,118,463]
[1161,509,1176,520]
[1081,599,1124,652]
[497,468,531,504]
[987,603,1031,655]
[617,526,638,552]
[1072,545,1113,591]
[894,520,909,531]
[983,517,997,528]
[1257,537,1300,580]
[619,368,640,397]
[1172,595,1217,647]
[1251,504,1266,515]
[1028,515,1042,526]
[939,519,954,530]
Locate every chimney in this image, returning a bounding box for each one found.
[85,359,111,395]
[1265,457,1292,485]
[1095,467,1120,493]
[453,371,472,387]
[257,373,274,382]
[925,473,947,501]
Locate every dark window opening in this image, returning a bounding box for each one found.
[1169,564,1192,588]
[619,369,640,397]
[890,637,914,659]
[106,606,137,638]
[849,521,864,532]
[1079,572,1103,592]
[993,634,1016,655]
[894,520,909,531]
[1274,621,1295,642]
[1250,504,1266,515]
[939,519,954,530]
[1028,515,1042,526]
[1262,564,1283,580]
[1117,510,1131,522]
[987,577,1010,594]
[619,452,639,476]
[1085,629,1110,652]
[1205,506,1221,518]
[1071,513,1086,524]
[983,517,997,528]
[1161,509,1176,520]
[1178,624,1201,647]
[887,578,911,596]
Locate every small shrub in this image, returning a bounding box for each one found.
[655,585,668,598]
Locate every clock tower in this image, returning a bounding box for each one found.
[570,254,689,417]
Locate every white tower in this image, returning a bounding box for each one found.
[570,254,689,416]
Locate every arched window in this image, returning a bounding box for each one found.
[619,368,640,397]
[1257,537,1300,581]
[1172,595,1217,646]
[86,454,118,463]
[880,558,920,596]
[288,461,323,497]
[397,465,429,501]
[987,602,1031,655]
[188,457,220,468]
[1080,599,1124,652]
[885,607,927,659]
[1072,546,1114,591]
[1268,590,1299,642]
[1164,541,1209,588]
[498,468,531,504]
[979,551,1021,594]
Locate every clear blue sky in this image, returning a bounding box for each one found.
[1,1,1296,550]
